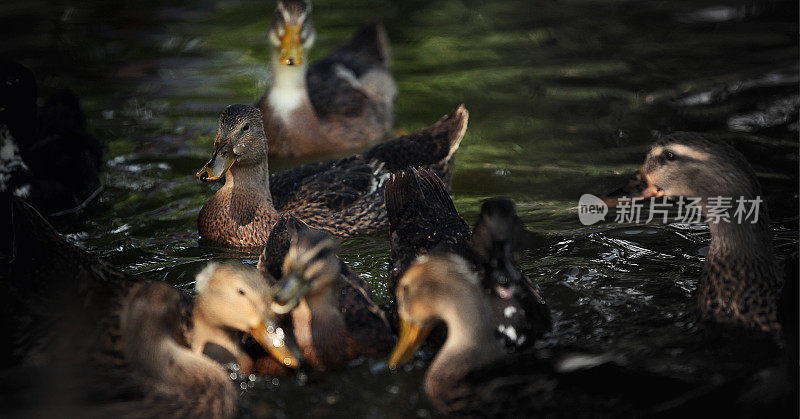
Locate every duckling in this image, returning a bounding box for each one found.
[0,60,103,216]
[257,0,396,157]
[196,104,467,248]
[384,168,551,350]
[389,254,698,417]
[3,198,300,417]
[251,217,392,373]
[606,132,786,333]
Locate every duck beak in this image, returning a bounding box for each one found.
[389,318,431,369]
[196,140,236,182]
[602,167,665,207]
[270,271,310,315]
[249,317,301,368]
[279,24,303,66]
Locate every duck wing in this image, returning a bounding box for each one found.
[338,266,393,359]
[307,21,391,120]
[266,106,467,237]
[276,158,388,237]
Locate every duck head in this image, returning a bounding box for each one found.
[277,229,341,309]
[471,198,526,293]
[615,133,762,211]
[194,262,302,368]
[268,0,316,67]
[196,105,268,182]
[389,254,489,368]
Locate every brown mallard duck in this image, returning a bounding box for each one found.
[196,104,467,248]
[3,198,301,417]
[388,253,700,417]
[249,215,392,374]
[257,0,396,157]
[384,169,551,350]
[605,132,786,334]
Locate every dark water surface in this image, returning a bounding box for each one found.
[3,0,798,417]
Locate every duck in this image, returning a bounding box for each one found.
[196,104,467,248]
[2,198,301,417]
[0,60,103,217]
[604,132,788,334]
[247,215,393,374]
[256,0,396,157]
[388,253,702,417]
[384,168,551,350]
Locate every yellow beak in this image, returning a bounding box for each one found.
[279,24,303,66]
[196,140,235,182]
[388,318,431,369]
[249,319,300,368]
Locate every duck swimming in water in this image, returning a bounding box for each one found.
[3,198,301,417]
[196,104,467,248]
[606,132,786,334]
[384,169,551,350]
[250,217,392,374]
[389,253,699,417]
[257,0,396,157]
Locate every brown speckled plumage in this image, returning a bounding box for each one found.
[638,132,786,333]
[251,218,392,373]
[197,104,468,248]
[258,0,395,157]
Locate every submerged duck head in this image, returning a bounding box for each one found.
[196,105,267,182]
[278,229,341,308]
[632,132,762,208]
[193,262,301,367]
[268,0,316,66]
[471,198,526,291]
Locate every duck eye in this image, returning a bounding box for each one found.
[237,288,246,296]
[241,123,250,132]
[664,150,676,161]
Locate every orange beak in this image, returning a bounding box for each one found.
[279,24,303,66]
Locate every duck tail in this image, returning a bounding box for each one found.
[385,168,458,228]
[425,104,468,174]
[340,20,391,68]
[364,105,468,187]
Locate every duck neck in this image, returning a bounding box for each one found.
[191,308,252,373]
[426,296,502,399]
[268,55,309,120]
[292,284,348,366]
[224,161,275,211]
[700,196,782,331]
